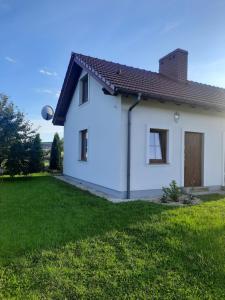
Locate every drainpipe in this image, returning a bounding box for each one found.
[127,93,142,199]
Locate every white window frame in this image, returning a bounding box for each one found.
[146,125,172,166]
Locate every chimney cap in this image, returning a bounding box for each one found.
[159,48,188,62]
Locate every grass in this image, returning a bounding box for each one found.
[0,175,225,299]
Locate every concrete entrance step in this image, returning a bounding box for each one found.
[183,186,209,193]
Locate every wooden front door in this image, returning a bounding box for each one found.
[184,132,203,187]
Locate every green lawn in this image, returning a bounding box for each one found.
[0,175,225,299]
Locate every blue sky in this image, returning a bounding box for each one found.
[1,0,225,141]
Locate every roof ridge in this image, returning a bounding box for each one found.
[73,52,159,75]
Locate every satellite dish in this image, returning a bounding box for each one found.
[41,105,54,121]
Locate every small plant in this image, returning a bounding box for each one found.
[184,193,195,204]
[162,180,181,202]
[183,197,192,205]
[160,194,168,203]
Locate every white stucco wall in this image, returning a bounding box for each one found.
[63,70,123,191]
[63,71,225,195]
[121,97,225,192]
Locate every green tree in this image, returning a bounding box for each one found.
[0,94,35,175]
[29,134,44,173]
[6,141,30,176]
[49,133,62,170]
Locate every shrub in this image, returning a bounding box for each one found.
[0,94,36,175]
[29,134,44,173]
[162,180,181,202]
[160,194,168,203]
[182,193,194,205]
[49,133,62,171]
[5,142,30,176]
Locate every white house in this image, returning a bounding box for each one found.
[53,49,225,199]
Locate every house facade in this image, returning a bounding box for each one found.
[53,49,225,199]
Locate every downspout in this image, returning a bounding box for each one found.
[127,93,142,199]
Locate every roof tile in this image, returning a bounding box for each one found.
[74,53,225,110]
[53,52,225,125]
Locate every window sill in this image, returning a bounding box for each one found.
[78,100,89,107]
[78,159,88,163]
[148,162,170,167]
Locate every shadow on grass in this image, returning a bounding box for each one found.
[199,193,225,202]
[0,173,49,182]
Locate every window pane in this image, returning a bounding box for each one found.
[150,132,155,146]
[81,76,88,103]
[149,129,167,163]
[80,129,88,161]
[155,146,162,159]
[150,146,156,159]
[154,133,160,146]
[150,132,160,146]
[84,131,88,158]
[83,81,88,101]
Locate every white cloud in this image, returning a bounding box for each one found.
[39,68,58,76]
[35,88,61,97]
[35,88,54,94]
[31,118,63,142]
[5,56,16,63]
[161,21,180,34]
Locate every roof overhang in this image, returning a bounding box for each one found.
[53,53,115,126]
[53,54,82,125]
[116,87,225,112]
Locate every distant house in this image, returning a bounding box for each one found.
[53,49,225,199]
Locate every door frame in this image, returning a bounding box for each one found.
[181,129,205,187]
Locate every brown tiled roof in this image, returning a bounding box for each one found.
[53,52,225,125]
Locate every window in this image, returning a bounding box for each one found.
[149,129,167,164]
[80,129,88,161]
[80,74,89,104]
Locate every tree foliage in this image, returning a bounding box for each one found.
[50,133,62,170]
[29,134,44,173]
[5,141,30,176]
[0,94,35,166]
[0,94,37,176]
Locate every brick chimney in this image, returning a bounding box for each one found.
[159,48,188,81]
